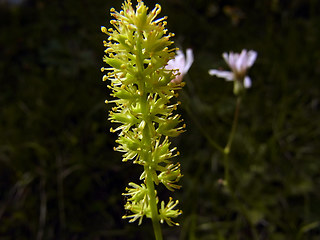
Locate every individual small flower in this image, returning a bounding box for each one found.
[159,197,182,226]
[122,182,148,203]
[158,163,182,191]
[123,199,150,225]
[209,49,257,92]
[166,48,194,84]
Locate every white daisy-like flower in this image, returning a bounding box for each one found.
[209,49,257,88]
[166,48,194,84]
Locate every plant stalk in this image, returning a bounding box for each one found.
[145,167,163,240]
[137,30,163,240]
[223,96,241,184]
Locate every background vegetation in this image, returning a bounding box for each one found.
[1,0,319,239]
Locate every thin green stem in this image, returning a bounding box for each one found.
[145,168,163,240]
[140,92,163,240]
[223,96,241,184]
[141,117,163,240]
[225,97,241,153]
[223,151,230,185]
[136,30,163,240]
[221,97,259,239]
[139,90,163,240]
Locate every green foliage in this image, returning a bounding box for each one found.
[0,0,320,239]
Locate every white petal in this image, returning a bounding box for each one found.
[227,52,238,71]
[182,48,194,74]
[166,51,185,73]
[244,76,252,88]
[171,74,183,84]
[246,50,257,67]
[222,52,229,63]
[236,49,247,73]
[209,69,234,81]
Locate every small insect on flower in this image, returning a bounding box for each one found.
[166,48,194,84]
[209,49,257,94]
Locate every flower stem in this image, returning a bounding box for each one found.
[222,97,258,239]
[141,102,163,239]
[139,90,163,240]
[137,30,163,240]
[225,97,241,153]
[145,168,163,240]
[223,96,241,184]
[223,151,230,185]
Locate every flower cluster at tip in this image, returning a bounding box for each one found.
[101,0,184,226]
[209,49,257,95]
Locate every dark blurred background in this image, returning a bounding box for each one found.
[0,0,320,239]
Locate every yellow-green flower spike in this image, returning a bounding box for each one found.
[101,1,184,238]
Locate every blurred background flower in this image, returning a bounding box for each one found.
[209,49,257,94]
[166,48,193,84]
